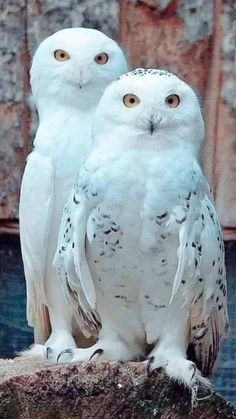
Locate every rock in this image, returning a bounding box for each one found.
[0,358,235,418]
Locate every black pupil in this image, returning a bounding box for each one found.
[60,53,65,58]
[168,97,174,104]
[98,55,103,60]
[129,97,135,104]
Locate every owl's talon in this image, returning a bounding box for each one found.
[57,348,73,363]
[46,347,53,359]
[190,363,197,381]
[147,355,155,376]
[89,348,104,361]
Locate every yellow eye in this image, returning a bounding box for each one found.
[123,94,140,108]
[54,49,70,61]
[95,52,109,65]
[165,94,180,108]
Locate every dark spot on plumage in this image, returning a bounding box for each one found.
[93,234,96,239]
[198,277,203,282]
[102,214,110,219]
[201,214,204,221]
[67,218,70,222]
[218,305,222,310]
[92,192,97,197]
[94,260,98,263]
[181,280,186,284]
[104,230,111,234]
[67,238,70,243]
[62,246,65,251]
[73,195,80,204]
[98,278,102,282]
[144,295,149,299]
[186,242,188,247]
[198,245,202,253]
[195,259,198,267]
[186,203,190,209]
[186,192,191,200]
[66,229,69,233]
[161,234,166,240]
[115,295,121,299]
[210,213,215,223]
[161,258,166,263]
[192,242,196,248]
[111,226,120,232]
[156,212,168,219]
[176,216,187,224]
[100,251,105,256]
[63,234,66,238]
[155,304,166,309]
[212,260,215,266]
[216,296,219,302]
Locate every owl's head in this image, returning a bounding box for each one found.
[30,28,128,114]
[94,69,205,151]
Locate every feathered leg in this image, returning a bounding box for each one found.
[146,305,210,390]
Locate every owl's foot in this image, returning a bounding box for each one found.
[19,343,47,360]
[19,331,76,363]
[146,351,210,392]
[57,338,139,364]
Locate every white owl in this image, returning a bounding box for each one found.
[19,27,128,361]
[54,69,228,389]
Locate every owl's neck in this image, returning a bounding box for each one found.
[35,96,97,122]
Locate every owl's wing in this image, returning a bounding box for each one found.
[19,150,54,343]
[168,161,229,376]
[53,170,101,338]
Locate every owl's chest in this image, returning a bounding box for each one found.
[88,226,179,311]
[35,112,93,178]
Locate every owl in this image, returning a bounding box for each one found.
[54,69,228,389]
[19,27,128,361]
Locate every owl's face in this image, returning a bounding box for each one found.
[95,69,204,148]
[31,28,128,111]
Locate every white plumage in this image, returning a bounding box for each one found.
[55,69,228,389]
[19,27,128,360]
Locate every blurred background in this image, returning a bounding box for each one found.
[0,0,235,404]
